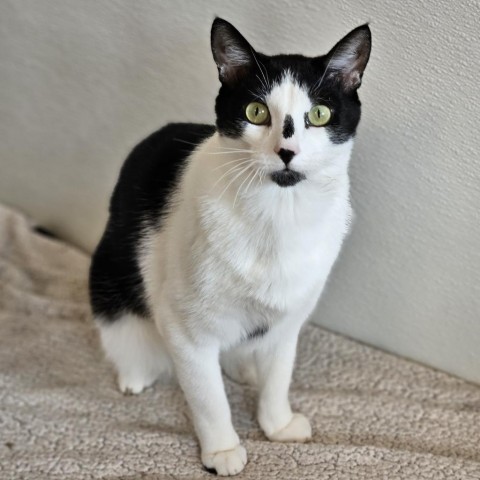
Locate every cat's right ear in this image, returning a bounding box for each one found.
[211,18,254,86]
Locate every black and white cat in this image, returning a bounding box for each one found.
[89,18,371,476]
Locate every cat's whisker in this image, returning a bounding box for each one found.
[212,157,252,172]
[251,57,269,94]
[217,163,253,203]
[214,149,253,153]
[214,146,254,151]
[260,168,267,186]
[212,160,262,193]
[174,137,253,155]
[233,168,256,209]
[173,139,253,156]
[255,74,267,93]
[251,48,271,91]
[173,138,201,147]
[211,161,251,190]
[206,150,254,155]
[248,89,265,101]
[208,147,251,152]
[218,167,251,203]
[212,163,248,187]
[243,166,260,197]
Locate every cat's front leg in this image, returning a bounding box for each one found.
[167,333,247,476]
[256,324,312,443]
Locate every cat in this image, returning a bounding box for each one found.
[89,17,371,476]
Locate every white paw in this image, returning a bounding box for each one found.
[267,413,312,443]
[202,444,247,476]
[118,374,155,395]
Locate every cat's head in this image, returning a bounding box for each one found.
[211,18,371,187]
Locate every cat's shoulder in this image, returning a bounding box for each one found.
[124,122,216,170]
[111,123,215,212]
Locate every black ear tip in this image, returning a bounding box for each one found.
[345,23,371,51]
[212,17,232,31]
[356,23,372,40]
[212,17,222,32]
[211,18,229,44]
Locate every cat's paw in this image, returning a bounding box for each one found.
[267,413,312,443]
[202,444,247,476]
[118,374,155,395]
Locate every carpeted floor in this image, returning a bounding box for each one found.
[1,203,480,479]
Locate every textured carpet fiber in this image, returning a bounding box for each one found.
[1,203,480,479]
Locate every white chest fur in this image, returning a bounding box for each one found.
[141,133,353,347]
[196,183,351,314]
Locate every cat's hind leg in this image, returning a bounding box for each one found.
[96,313,173,394]
[220,344,259,387]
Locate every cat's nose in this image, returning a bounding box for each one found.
[276,148,295,166]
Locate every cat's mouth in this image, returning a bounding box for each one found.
[270,169,306,187]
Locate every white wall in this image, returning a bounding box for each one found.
[1,1,479,383]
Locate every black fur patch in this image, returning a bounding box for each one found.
[270,169,306,187]
[282,114,294,138]
[247,325,269,340]
[89,123,215,321]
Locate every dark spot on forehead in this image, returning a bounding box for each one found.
[282,114,295,138]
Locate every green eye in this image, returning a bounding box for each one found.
[245,102,270,125]
[307,105,331,127]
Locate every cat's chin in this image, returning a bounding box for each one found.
[270,169,306,187]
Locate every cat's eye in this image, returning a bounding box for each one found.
[307,105,331,127]
[245,102,270,125]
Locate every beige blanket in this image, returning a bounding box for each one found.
[1,203,480,479]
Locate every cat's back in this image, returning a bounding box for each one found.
[89,122,215,320]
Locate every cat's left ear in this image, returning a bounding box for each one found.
[211,18,255,86]
[323,24,372,92]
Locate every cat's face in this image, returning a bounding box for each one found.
[211,19,371,187]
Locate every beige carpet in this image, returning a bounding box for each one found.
[1,203,480,480]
